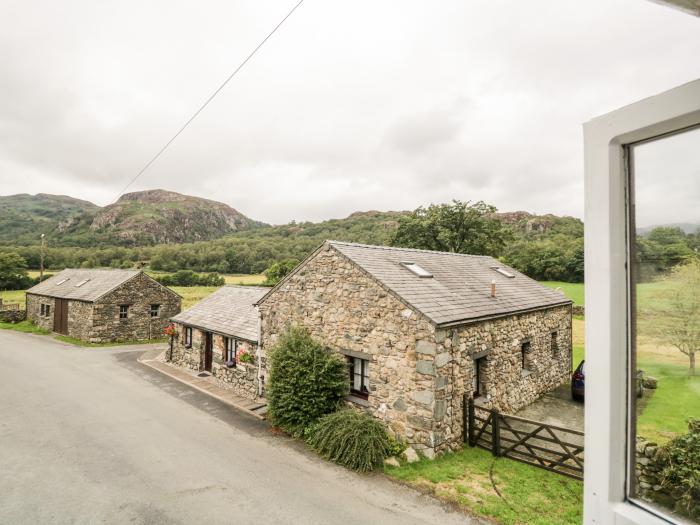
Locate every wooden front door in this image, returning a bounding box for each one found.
[53,298,69,335]
[204,332,213,372]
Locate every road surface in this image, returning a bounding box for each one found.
[0,330,472,525]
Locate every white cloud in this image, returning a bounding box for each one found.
[0,0,698,224]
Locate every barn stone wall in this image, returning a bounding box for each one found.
[92,273,181,343]
[443,305,572,450]
[259,244,439,455]
[67,300,94,342]
[259,244,572,456]
[26,293,55,331]
[169,324,260,400]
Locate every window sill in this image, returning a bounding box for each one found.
[346,395,369,407]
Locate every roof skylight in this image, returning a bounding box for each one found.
[491,267,515,279]
[400,261,433,278]
[56,278,70,285]
[75,279,91,287]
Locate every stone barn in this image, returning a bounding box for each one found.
[257,241,572,456]
[26,269,181,343]
[168,286,269,400]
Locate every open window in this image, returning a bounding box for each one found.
[584,79,700,525]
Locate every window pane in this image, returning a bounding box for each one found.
[629,126,700,521]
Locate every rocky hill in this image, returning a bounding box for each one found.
[87,190,263,244]
[0,189,264,246]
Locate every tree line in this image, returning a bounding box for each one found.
[1,201,697,287]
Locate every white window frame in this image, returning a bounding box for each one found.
[583,79,700,525]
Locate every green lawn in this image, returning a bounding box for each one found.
[386,447,582,525]
[541,281,584,306]
[0,320,49,334]
[637,359,700,444]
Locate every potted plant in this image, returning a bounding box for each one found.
[238,350,253,365]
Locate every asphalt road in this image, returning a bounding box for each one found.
[0,330,473,525]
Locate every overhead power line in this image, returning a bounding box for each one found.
[114,0,306,201]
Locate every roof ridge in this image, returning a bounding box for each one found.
[326,240,494,259]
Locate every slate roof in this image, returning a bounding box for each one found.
[26,268,145,302]
[320,241,570,326]
[171,286,268,342]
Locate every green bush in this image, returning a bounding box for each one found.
[659,419,700,517]
[307,410,395,471]
[155,270,225,287]
[266,326,348,436]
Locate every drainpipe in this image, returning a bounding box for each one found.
[256,306,264,397]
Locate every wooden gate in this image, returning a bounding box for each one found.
[53,299,69,335]
[465,396,584,480]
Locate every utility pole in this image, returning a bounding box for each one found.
[39,233,45,282]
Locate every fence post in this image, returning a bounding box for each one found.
[491,409,500,457]
[467,396,475,446]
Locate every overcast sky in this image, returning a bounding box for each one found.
[0,0,698,224]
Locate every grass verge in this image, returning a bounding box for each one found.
[637,359,700,444]
[540,282,584,306]
[0,320,50,334]
[386,446,582,525]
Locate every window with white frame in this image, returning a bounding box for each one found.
[184,326,192,348]
[150,304,160,318]
[584,79,700,525]
[627,125,699,519]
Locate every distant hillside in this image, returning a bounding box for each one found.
[0,189,265,246]
[0,193,98,244]
[86,189,264,244]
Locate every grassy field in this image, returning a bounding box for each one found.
[386,447,582,525]
[171,286,221,309]
[541,281,584,306]
[0,290,26,309]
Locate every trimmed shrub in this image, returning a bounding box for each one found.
[307,410,394,472]
[659,419,700,518]
[266,326,348,436]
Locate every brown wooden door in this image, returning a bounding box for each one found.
[204,332,213,372]
[53,298,69,335]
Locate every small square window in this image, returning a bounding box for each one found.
[150,304,160,318]
[119,305,129,319]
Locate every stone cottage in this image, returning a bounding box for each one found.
[257,241,572,456]
[168,286,269,400]
[26,269,181,343]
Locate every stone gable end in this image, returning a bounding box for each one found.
[259,244,441,452]
[93,273,181,342]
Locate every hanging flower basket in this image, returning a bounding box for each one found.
[164,323,179,338]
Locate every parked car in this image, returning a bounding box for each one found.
[572,360,585,402]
